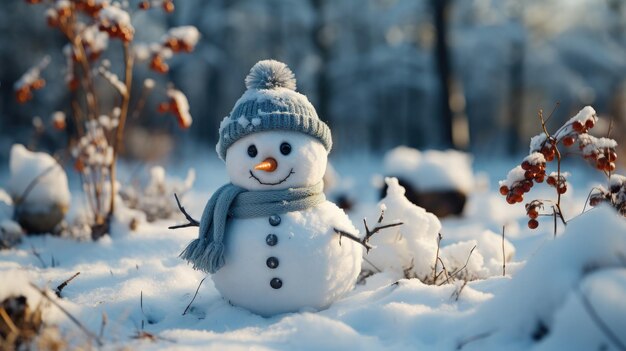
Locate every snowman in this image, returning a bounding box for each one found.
[179,60,363,316]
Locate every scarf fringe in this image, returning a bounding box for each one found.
[180,239,225,274]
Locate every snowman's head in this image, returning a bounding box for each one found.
[226,130,327,190]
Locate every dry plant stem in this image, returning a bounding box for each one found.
[501,226,506,276]
[28,283,104,346]
[131,84,154,119]
[60,14,98,120]
[99,313,107,340]
[451,280,468,301]
[538,109,567,233]
[438,245,477,286]
[435,257,450,282]
[31,245,47,268]
[363,256,382,273]
[577,288,626,351]
[109,41,134,219]
[0,307,19,335]
[71,99,85,135]
[433,233,442,283]
[169,193,200,229]
[55,272,81,298]
[182,277,206,316]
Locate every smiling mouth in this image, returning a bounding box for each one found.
[249,168,295,185]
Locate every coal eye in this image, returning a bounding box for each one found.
[280,142,292,156]
[247,145,257,158]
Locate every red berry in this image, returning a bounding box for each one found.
[535,173,545,183]
[585,119,595,129]
[528,219,539,229]
[521,161,531,170]
[506,194,516,204]
[157,102,170,113]
[524,170,534,180]
[607,162,616,172]
[499,185,509,196]
[163,0,174,12]
[547,176,556,186]
[572,121,584,133]
[608,150,617,162]
[139,1,150,9]
[562,136,575,147]
[557,185,567,194]
[527,208,539,219]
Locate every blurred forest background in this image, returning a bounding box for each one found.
[2,0,626,162]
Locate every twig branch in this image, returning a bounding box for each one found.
[169,193,199,229]
[55,272,80,298]
[182,277,206,316]
[335,214,403,253]
[29,283,103,346]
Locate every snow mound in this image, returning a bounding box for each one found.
[383,146,474,193]
[440,229,515,280]
[8,145,70,210]
[363,177,441,279]
[459,205,626,350]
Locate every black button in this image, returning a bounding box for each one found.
[266,234,278,246]
[269,215,281,226]
[266,257,279,269]
[270,278,282,289]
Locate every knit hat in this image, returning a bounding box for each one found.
[216,60,332,160]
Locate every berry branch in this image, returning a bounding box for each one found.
[499,105,625,232]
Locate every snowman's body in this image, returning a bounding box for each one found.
[212,201,361,316]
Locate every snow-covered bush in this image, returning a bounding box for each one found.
[383,146,474,217]
[120,166,195,222]
[16,1,199,238]
[499,106,625,231]
[363,177,441,281]
[8,144,69,234]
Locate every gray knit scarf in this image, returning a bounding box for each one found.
[180,181,325,273]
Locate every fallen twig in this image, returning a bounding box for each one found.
[183,277,206,316]
[55,272,80,297]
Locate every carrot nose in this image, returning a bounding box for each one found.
[254,157,278,172]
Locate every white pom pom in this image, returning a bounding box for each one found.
[245,59,296,91]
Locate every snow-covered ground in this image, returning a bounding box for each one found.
[1,153,625,350]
